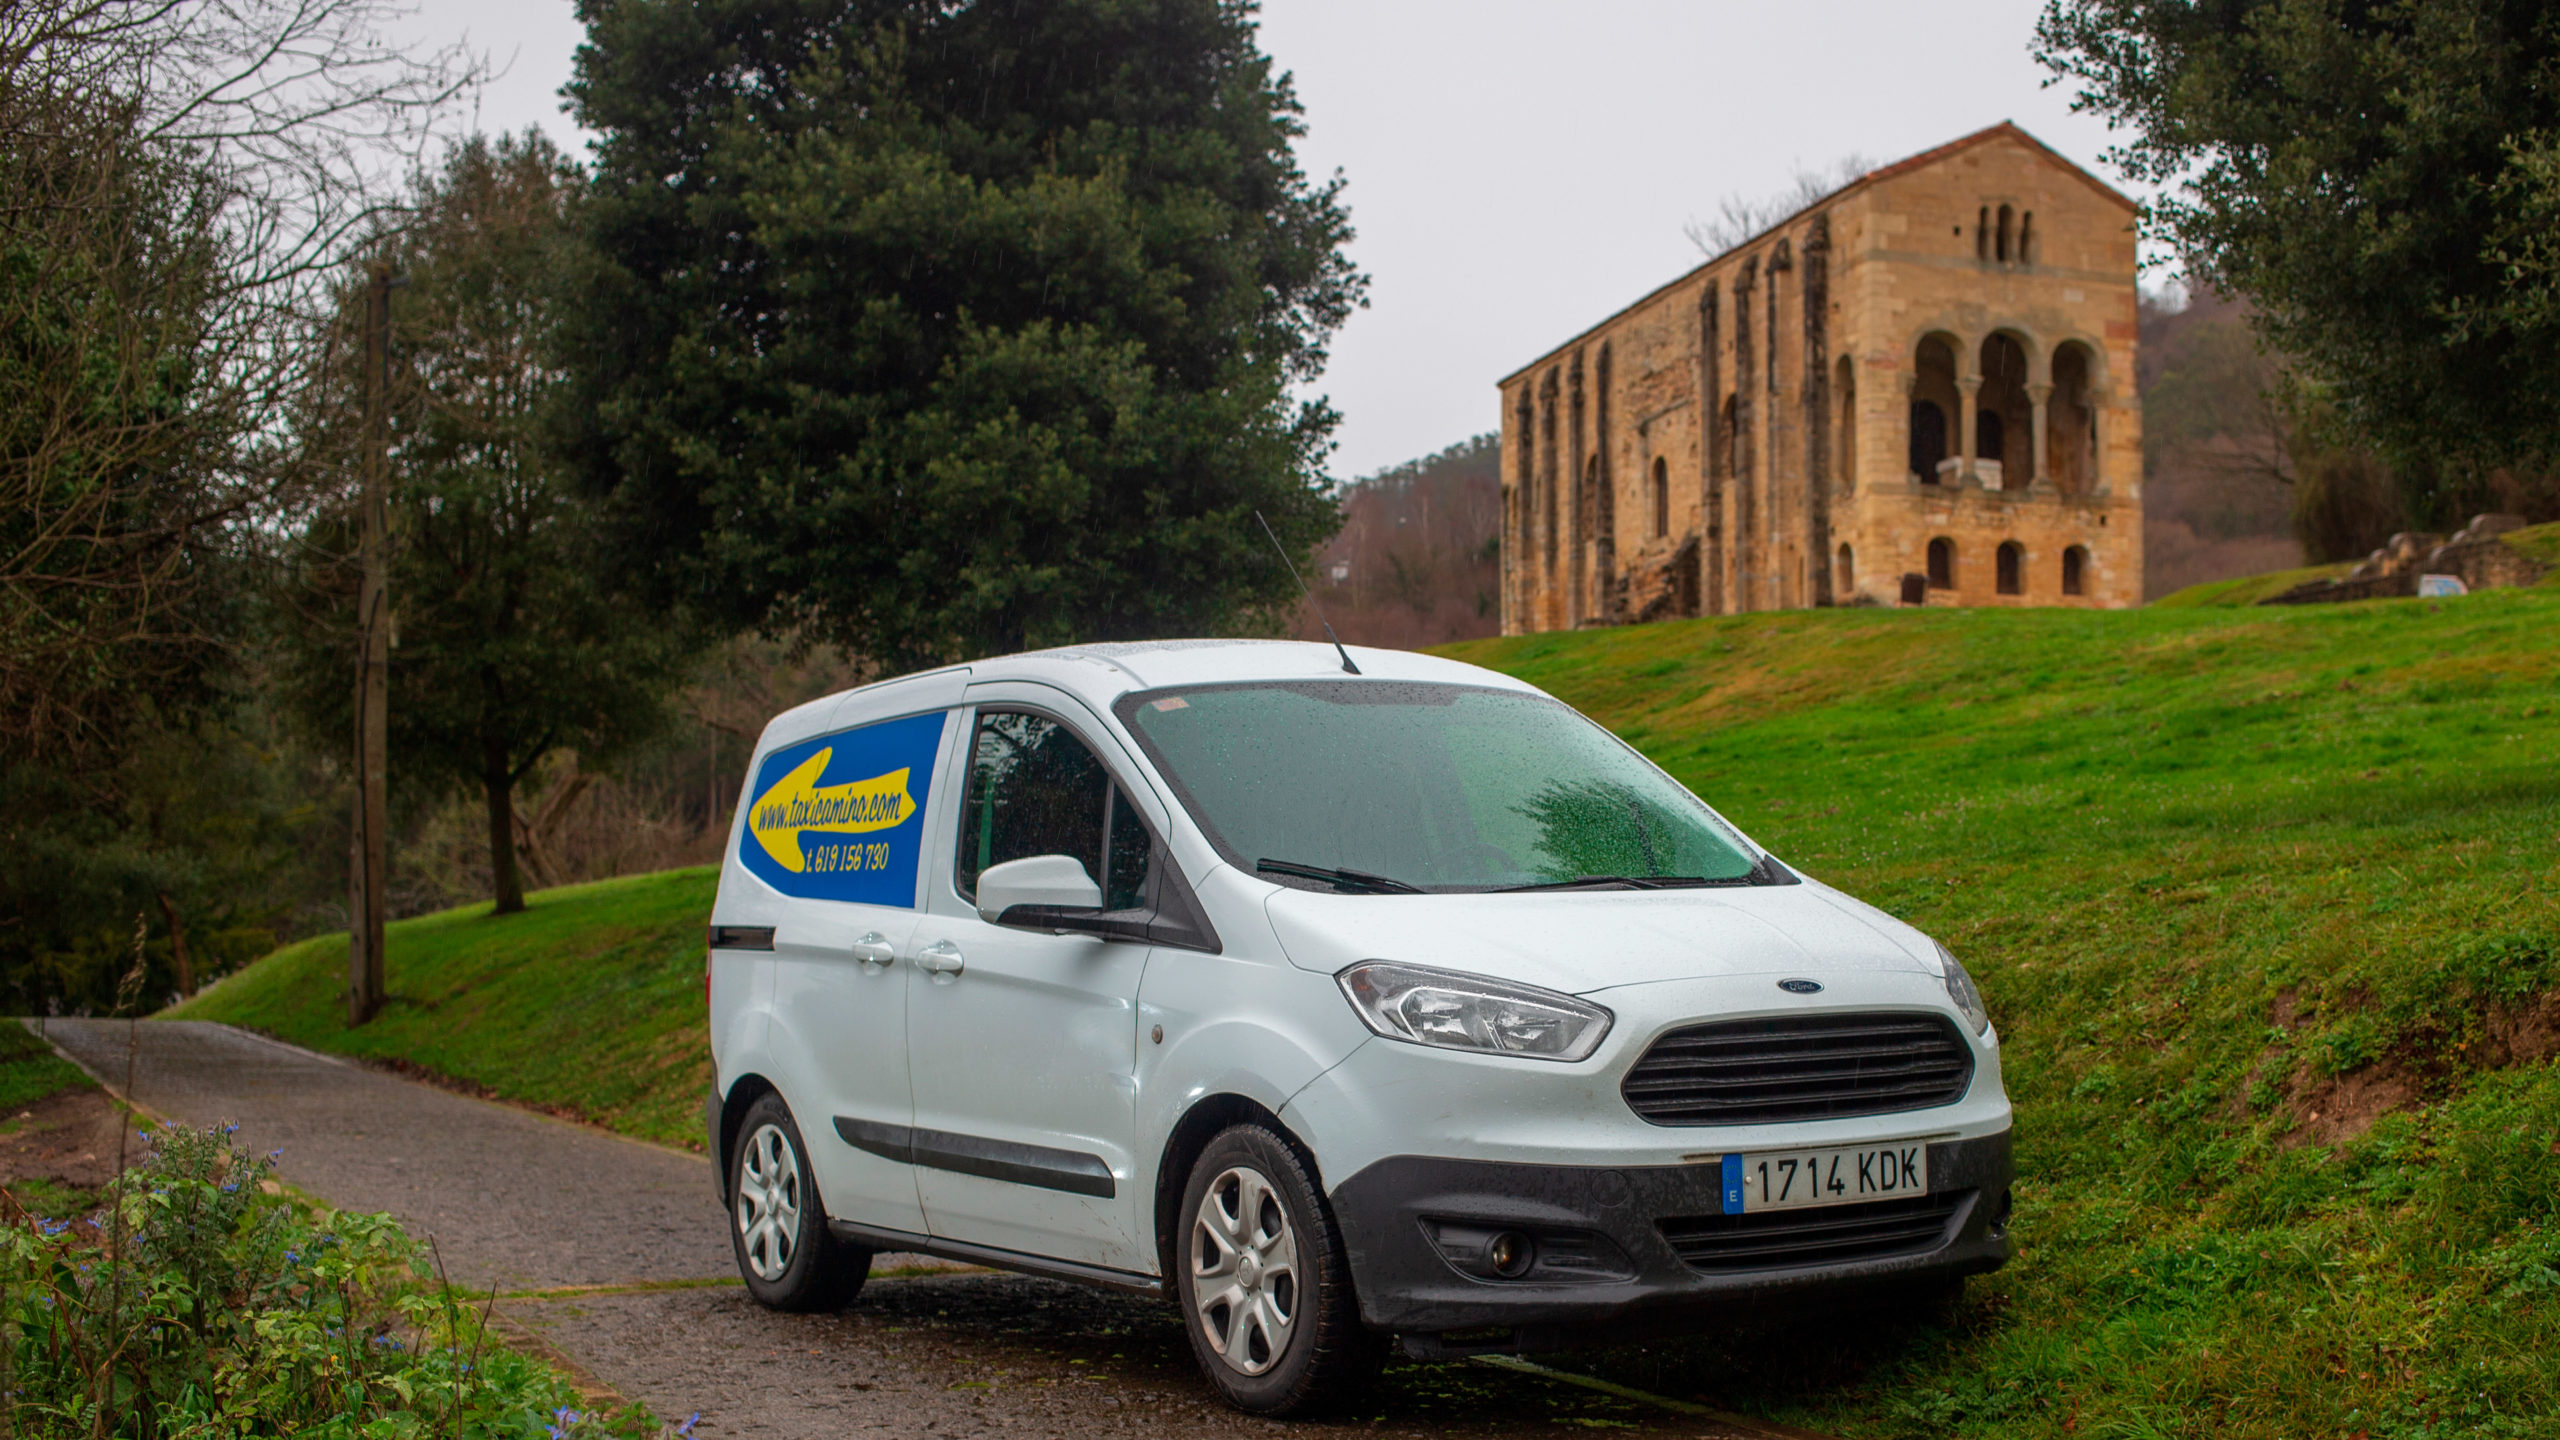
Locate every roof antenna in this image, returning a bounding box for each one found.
[1256,510,1359,675]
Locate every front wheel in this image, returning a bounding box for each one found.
[728,1091,870,1312]
[1174,1124,1384,1415]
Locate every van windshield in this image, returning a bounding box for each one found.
[1117,681,1770,894]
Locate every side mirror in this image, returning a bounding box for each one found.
[975,854,1101,924]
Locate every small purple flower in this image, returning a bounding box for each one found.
[675,1413,701,1438]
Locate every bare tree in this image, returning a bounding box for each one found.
[0,0,479,768]
[1682,155,1876,258]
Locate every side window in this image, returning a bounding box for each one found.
[955,709,1159,911]
[958,711,1108,899]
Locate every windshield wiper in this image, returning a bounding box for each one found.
[1489,874,1732,893]
[1256,858,1424,895]
[1491,858,1792,893]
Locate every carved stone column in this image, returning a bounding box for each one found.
[1957,374,1983,485]
[2027,382,2053,489]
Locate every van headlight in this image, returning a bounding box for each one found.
[1337,962,1613,1062]
[1934,941,1992,1036]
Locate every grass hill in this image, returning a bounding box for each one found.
[172,868,715,1148]
[180,588,2560,1438]
[1444,591,2559,1437]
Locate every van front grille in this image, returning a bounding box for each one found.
[1622,1012,1974,1125]
[1658,1190,1967,1273]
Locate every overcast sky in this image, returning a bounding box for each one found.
[399,0,2153,481]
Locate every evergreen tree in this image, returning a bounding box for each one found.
[562,0,1363,669]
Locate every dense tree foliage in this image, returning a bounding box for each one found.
[562,0,1363,669]
[280,136,693,915]
[2036,0,2560,522]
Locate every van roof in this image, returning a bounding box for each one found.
[993,638,1539,698]
[753,640,1547,756]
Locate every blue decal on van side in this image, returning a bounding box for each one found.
[739,710,948,905]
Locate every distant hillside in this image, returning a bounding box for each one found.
[1291,433,1501,648]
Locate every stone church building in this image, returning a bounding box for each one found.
[1498,123,2143,632]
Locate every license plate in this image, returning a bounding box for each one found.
[1720,1142,1928,1215]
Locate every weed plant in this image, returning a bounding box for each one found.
[0,1121,672,1438]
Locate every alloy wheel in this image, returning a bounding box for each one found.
[1190,1164,1299,1375]
[735,1122,803,1281]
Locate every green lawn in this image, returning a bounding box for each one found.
[178,586,2560,1437]
[1442,587,2560,1439]
[172,868,715,1148]
[0,1022,94,1112]
[2149,559,2353,608]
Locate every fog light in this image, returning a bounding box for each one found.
[1486,1231,1534,1278]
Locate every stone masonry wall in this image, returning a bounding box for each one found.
[1498,124,2144,631]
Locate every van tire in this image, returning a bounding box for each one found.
[727,1092,870,1312]
[1174,1124,1385,1415]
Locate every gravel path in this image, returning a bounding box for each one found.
[30,1017,1824,1440]
[35,1017,727,1291]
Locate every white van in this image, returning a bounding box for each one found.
[704,640,2011,1415]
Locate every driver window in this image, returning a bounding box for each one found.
[957,710,1152,908]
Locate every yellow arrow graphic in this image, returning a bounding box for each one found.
[747,749,916,873]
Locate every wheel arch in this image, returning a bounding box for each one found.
[716,1071,781,1205]
[1153,1092,1321,1282]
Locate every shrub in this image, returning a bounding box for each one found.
[0,1121,680,1438]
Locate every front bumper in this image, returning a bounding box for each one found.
[1329,1128,2011,1344]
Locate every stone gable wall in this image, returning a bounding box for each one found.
[1498,126,2145,632]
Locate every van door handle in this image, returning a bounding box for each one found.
[851,933,896,972]
[915,940,965,980]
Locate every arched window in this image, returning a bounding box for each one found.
[1836,542,1855,595]
[1996,204,2014,263]
[1651,457,1669,538]
[1996,541,2023,595]
[1909,403,1946,481]
[1927,537,1954,590]
[2063,544,2088,596]
[1976,206,1990,261]
[1912,335,1959,482]
[1976,410,2006,470]
[1977,332,2030,483]
[2018,211,2035,265]
[1719,395,1738,479]
[2048,343,2097,495]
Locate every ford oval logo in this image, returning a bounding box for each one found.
[1777,978,1823,995]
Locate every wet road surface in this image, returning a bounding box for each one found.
[33,1018,1844,1439]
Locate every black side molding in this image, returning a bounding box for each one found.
[707,924,775,952]
[833,1116,1117,1199]
[828,1218,1161,1297]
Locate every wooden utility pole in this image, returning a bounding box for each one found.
[348,260,398,1027]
